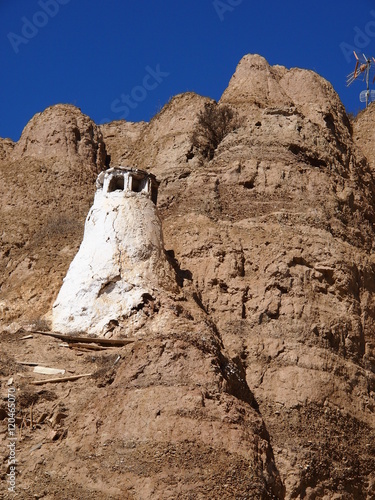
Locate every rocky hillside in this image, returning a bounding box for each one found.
[1,54,374,499]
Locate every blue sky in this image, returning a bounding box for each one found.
[1,0,375,141]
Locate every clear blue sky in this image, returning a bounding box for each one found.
[1,0,375,141]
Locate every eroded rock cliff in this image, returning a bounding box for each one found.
[1,55,374,499]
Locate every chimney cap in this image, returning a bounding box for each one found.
[96,166,160,189]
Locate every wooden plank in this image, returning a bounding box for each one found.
[33,366,65,375]
[26,330,135,347]
[30,373,93,385]
[68,343,110,351]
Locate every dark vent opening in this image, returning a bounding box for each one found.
[108,175,124,192]
[132,176,143,193]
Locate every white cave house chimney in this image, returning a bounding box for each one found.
[51,166,174,336]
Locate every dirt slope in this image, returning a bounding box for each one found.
[1,54,375,499]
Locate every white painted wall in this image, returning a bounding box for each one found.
[52,187,174,335]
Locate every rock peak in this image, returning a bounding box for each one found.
[12,103,107,171]
[220,53,292,108]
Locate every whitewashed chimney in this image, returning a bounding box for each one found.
[51,167,175,336]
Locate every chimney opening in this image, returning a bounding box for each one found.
[131,175,144,193]
[108,174,125,192]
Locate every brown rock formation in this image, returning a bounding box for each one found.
[100,119,147,166]
[1,55,374,499]
[12,104,107,170]
[0,104,108,326]
[0,138,15,161]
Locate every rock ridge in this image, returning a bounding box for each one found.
[0,54,374,499]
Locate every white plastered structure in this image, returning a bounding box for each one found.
[51,167,174,335]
